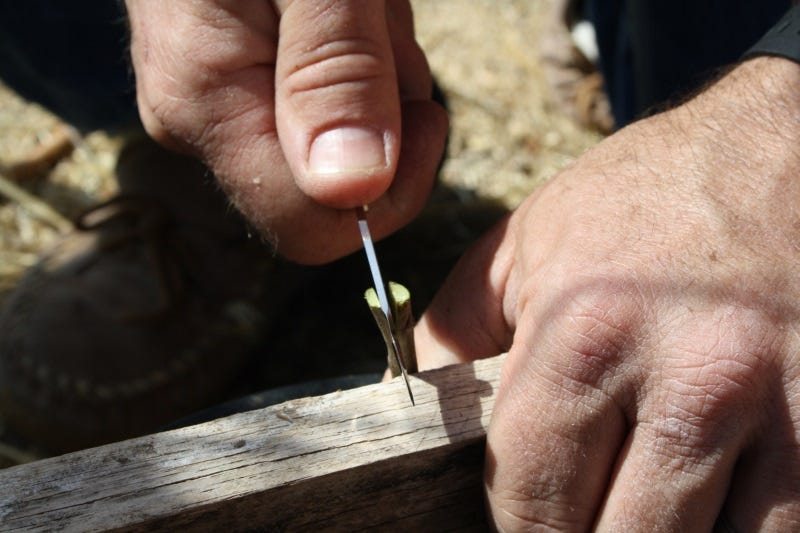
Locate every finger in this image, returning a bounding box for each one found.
[595,317,775,531]
[414,184,570,370]
[483,289,638,530]
[275,0,406,208]
[414,214,516,370]
[720,371,800,531]
[595,418,740,532]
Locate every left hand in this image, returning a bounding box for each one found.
[415,56,800,531]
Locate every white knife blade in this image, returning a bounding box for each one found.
[356,205,415,405]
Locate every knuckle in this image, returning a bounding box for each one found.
[145,97,198,147]
[646,307,783,467]
[664,307,778,417]
[643,412,721,470]
[488,489,581,532]
[142,86,258,159]
[542,287,641,391]
[135,96,193,155]
[136,102,168,143]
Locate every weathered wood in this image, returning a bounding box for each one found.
[0,354,506,531]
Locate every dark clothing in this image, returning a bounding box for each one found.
[587,0,791,126]
[0,1,136,131]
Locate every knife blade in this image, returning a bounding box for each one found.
[355,205,415,405]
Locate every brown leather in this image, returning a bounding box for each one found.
[0,137,272,453]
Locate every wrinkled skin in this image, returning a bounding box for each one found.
[416,57,800,530]
[125,0,447,263]
[125,1,800,529]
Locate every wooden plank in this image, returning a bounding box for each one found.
[0,354,506,531]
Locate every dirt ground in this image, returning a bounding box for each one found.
[0,0,603,465]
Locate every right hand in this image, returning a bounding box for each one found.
[124,0,448,263]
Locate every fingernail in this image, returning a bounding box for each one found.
[308,127,386,176]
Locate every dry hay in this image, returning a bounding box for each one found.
[412,0,602,208]
[0,82,124,304]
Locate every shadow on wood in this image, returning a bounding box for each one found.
[0,354,506,531]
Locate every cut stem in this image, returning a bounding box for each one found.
[365,281,418,377]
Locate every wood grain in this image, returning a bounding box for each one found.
[0,354,506,531]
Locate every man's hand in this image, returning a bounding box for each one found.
[125,0,447,263]
[416,57,800,530]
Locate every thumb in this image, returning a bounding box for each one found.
[275,0,401,208]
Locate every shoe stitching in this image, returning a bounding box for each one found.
[4,194,262,401]
[14,315,250,402]
[3,193,265,406]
